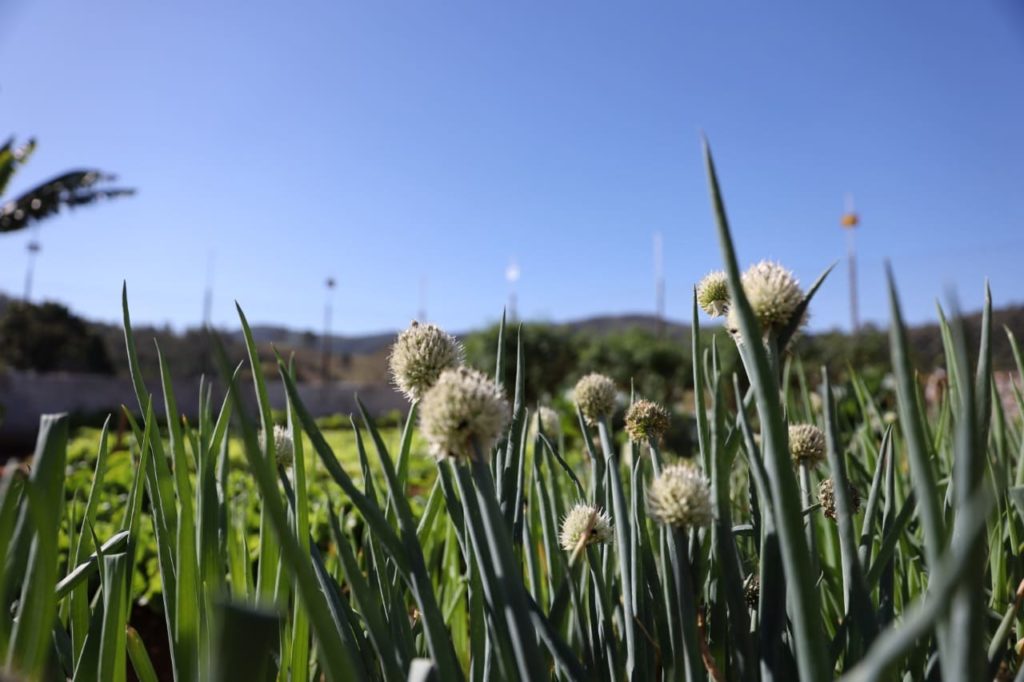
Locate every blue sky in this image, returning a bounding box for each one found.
[1,1,1022,335]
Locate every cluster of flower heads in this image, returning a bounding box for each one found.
[418,367,510,461]
[788,423,827,466]
[697,261,807,343]
[624,399,670,442]
[259,424,294,469]
[573,373,618,425]
[389,322,509,461]
[388,321,464,401]
[647,463,714,529]
[559,503,614,552]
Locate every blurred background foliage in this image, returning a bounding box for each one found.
[0,300,113,373]
[3,296,1024,398]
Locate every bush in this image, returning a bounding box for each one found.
[0,300,113,373]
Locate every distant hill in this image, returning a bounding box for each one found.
[230,314,692,358]
[226,314,694,387]
[796,304,1024,378]
[2,293,1023,385]
[554,314,690,339]
[235,325,398,357]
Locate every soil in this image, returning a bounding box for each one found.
[128,604,174,682]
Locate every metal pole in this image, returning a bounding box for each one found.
[202,252,215,328]
[506,259,520,322]
[654,231,665,337]
[847,229,859,333]
[322,277,336,383]
[23,227,41,302]
[418,274,428,322]
[841,195,861,334]
[201,252,216,375]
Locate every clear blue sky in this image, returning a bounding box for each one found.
[2,1,1023,335]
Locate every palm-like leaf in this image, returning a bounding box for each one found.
[1,135,134,234]
[0,137,37,197]
[1,169,135,233]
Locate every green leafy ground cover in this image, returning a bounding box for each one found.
[59,425,440,606]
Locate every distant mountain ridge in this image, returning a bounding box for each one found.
[234,314,693,356]
[235,325,399,356]
[3,292,1024,377]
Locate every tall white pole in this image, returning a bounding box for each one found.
[23,225,41,302]
[322,276,336,383]
[505,258,520,322]
[202,251,215,328]
[418,274,428,322]
[841,194,860,333]
[653,231,665,336]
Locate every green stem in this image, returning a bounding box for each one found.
[598,420,637,679]
[668,526,704,681]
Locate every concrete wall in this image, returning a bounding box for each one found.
[0,369,407,453]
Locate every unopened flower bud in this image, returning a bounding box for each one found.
[697,271,730,317]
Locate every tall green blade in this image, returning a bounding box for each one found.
[213,329,360,682]
[500,328,526,531]
[54,532,131,600]
[286,358,312,682]
[6,414,69,679]
[97,552,131,682]
[69,414,112,661]
[328,509,406,681]
[355,398,463,682]
[127,626,160,682]
[596,420,636,678]
[841,488,993,681]
[857,427,892,568]
[0,466,27,654]
[123,402,184,680]
[885,267,951,668]
[448,461,519,679]
[703,137,828,681]
[157,342,201,681]
[705,314,754,680]
[273,356,409,573]
[235,303,282,607]
[122,284,181,672]
[821,370,877,654]
[946,298,988,681]
[886,266,946,566]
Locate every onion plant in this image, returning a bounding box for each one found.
[0,140,1019,681]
